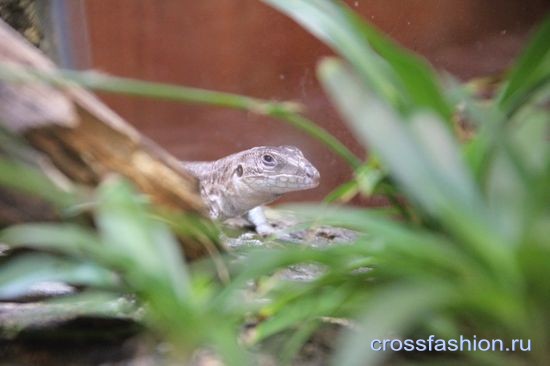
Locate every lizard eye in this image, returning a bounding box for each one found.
[262,154,276,166]
[235,164,243,177]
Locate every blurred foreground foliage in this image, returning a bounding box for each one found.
[1,1,549,365]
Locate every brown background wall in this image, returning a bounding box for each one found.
[82,0,549,203]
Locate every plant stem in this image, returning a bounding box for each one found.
[0,63,362,169]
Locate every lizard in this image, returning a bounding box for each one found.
[181,145,320,235]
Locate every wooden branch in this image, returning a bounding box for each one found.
[0,19,211,259]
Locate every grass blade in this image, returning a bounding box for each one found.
[0,254,118,299]
[497,17,550,115]
[317,58,518,283]
[95,177,191,298]
[264,0,452,122]
[331,282,452,366]
[0,158,75,209]
[0,223,107,260]
[0,63,360,169]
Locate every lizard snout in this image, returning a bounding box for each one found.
[305,165,320,186]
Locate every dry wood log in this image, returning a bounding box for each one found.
[0,19,212,260]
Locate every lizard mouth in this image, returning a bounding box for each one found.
[244,167,320,193]
[272,172,320,191]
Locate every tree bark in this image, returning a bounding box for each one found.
[0,18,212,260]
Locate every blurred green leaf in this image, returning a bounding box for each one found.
[0,254,118,299]
[0,62,360,170]
[462,28,550,200]
[264,0,397,104]
[0,158,75,208]
[317,59,476,214]
[355,159,385,196]
[0,4,547,364]
[255,283,354,342]
[444,74,494,128]
[318,58,522,288]
[93,178,248,364]
[283,204,483,278]
[0,63,299,114]
[462,127,494,182]
[324,160,385,202]
[95,177,191,299]
[279,319,321,365]
[264,0,452,122]
[1,223,103,258]
[324,179,360,203]
[332,282,453,366]
[46,290,139,319]
[485,150,528,243]
[507,88,550,175]
[319,62,479,224]
[498,17,550,116]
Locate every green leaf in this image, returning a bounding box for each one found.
[0,254,118,299]
[46,290,139,318]
[331,282,453,366]
[0,62,299,114]
[283,204,483,279]
[339,5,452,122]
[95,177,191,299]
[0,158,75,209]
[279,319,321,365]
[264,0,397,103]
[498,17,550,115]
[485,92,550,243]
[317,58,518,283]
[318,60,479,218]
[324,179,360,203]
[1,223,103,257]
[324,160,385,202]
[0,62,360,170]
[355,159,385,196]
[507,88,550,175]
[264,0,452,122]
[255,289,346,342]
[485,150,528,243]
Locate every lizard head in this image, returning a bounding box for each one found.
[235,145,320,196]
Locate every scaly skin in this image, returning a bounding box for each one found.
[182,146,320,234]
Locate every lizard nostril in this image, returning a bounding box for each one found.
[305,167,320,181]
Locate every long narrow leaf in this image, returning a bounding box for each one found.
[95,178,191,299]
[0,254,117,299]
[317,58,518,283]
[0,158,75,208]
[0,63,360,169]
[0,223,105,259]
[264,0,399,106]
[264,0,452,122]
[331,282,453,366]
[498,17,550,115]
